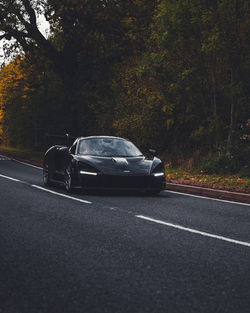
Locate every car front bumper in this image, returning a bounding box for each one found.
[78,173,165,191]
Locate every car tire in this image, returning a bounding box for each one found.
[65,166,73,192]
[43,168,52,186]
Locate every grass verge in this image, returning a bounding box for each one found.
[166,167,250,194]
[0,146,43,165]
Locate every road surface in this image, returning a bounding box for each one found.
[0,156,250,313]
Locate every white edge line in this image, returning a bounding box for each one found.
[0,173,92,204]
[0,153,42,169]
[0,154,42,170]
[0,173,20,182]
[12,158,42,170]
[136,215,250,248]
[165,190,250,207]
[32,185,92,204]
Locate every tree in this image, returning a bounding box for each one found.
[143,0,250,161]
[0,57,35,147]
[0,0,158,138]
[0,0,60,71]
[0,1,146,81]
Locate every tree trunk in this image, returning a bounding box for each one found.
[227,68,235,151]
[211,69,219,149]
[227,0,241,153]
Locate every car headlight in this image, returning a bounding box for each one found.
[78,162,101,176]
[80,170,98,176]
[152,163,165,177]
[153,172,165,177]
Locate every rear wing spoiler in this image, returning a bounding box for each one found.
[45,133,77,147]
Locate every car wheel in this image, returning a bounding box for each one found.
[65,167,73,192]
[43,168,51,186]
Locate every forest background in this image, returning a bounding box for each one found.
[0,0,249,176]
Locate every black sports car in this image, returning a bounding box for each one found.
[43,136,165,194]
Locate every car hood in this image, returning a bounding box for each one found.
[75,155,159,175]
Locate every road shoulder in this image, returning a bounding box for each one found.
[166,182,250,204]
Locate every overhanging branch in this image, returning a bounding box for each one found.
[22,0,37,27]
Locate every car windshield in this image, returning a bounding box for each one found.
[77,138,143,157]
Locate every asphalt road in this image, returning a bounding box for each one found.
[0,156,250,313]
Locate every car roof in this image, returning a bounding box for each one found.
[78,136,127,141]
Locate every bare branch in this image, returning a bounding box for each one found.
[22,0,37,26]
[0,33,7,40]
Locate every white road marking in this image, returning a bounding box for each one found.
[1,170,250,248]
[32,185,92,204]
[0,173,20,182]
[136,215,250,248]
[0,172,92,204]
[0,156,10,161]
[165,190,250,207]
[0,154,42,169]
[12,159,42,170]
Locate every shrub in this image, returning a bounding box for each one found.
[199,147,250,176]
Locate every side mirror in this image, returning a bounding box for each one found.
[149,149,157,156]
[59,146,69,153]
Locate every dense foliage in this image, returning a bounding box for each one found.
[0,0,249,173]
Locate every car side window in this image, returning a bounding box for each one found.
[69,141,77,154]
